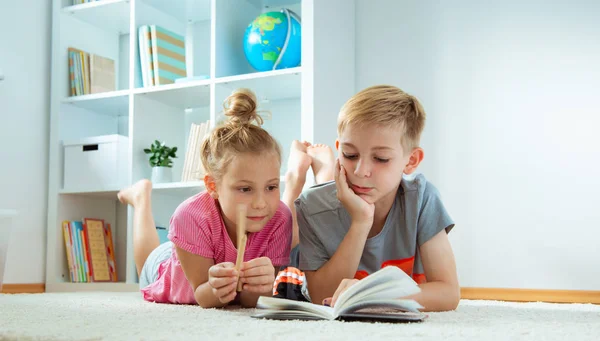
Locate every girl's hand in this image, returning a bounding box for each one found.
[208,262,239,304]
[239,257,275,294]
[334,159,375,228]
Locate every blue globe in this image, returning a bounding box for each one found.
[243,10,301,72]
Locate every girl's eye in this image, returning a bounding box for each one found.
[267,185,279,191]
[238,187,252,193]
[342,153,358,160]
[375,157,390,163]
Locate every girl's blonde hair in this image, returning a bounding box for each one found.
[200,88,282,180]
[337,85,426,151]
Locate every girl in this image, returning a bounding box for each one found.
[118,89,292,308]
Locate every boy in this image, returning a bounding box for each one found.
[293,85,459,312]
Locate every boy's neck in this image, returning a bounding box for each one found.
[369,183,401,238]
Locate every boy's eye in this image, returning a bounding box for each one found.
[267,185,279,191]
[342,153,358,160]
[375,157,389,163]
[238,187,252,193]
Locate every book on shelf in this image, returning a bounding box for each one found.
[61,218,117,283]
[72,0,103,4]
[138,24,187,87]
[181,121,211,182]
[68,47,115,96]
[252,266,427,323]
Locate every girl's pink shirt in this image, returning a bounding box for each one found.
[140,191,292,304]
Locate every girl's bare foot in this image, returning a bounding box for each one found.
[307,144,335,184]
[284,140,312,202]
[117,179,152,207]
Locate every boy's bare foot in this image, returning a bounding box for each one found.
[284,140,312,202]
[117,179,152,207]
[287,140,312,174]
[307,144,335,184]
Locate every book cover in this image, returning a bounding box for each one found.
[150,25,187,85]
[84,218,111,282]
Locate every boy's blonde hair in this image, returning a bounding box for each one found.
[200,88,282,180]
[337,85,426,151]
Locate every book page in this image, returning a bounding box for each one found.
[256,296,334,320]
[334,266,417,313]
[342,278,420,309]
[336,298,423,317]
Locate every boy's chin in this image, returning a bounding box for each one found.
[357,193,377,205]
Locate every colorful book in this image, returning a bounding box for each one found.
[150,25,187,85]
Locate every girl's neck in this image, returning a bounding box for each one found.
[218,200,239,247]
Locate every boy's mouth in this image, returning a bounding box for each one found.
[247,216,266,221]
[351,184,373,194]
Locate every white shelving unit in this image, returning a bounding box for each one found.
[46,0,355,292]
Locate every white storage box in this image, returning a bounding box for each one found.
[63,134,129,190]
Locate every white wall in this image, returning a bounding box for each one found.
[356,0,600,290]
[0,0,51,284]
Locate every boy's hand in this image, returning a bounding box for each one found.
[208,262,239,304]
[335,159,375,227]
[239,257,275,294]
[323,278,359,307]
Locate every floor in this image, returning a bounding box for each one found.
[1,292,599,341]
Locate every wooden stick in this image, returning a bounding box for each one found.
[235,204,247,292]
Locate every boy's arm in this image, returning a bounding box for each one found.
[304,221,371,305]
[406,229,460,311]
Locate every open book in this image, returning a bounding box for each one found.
[253,266,426,323]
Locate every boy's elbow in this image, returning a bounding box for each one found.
[446,283,461,311]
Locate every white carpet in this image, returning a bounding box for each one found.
[1,292,599,341]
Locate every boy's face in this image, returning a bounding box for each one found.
[336,123,420,205]
[210,152,281,235]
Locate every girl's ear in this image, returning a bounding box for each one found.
[204,175,218,199]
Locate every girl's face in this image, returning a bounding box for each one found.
[214,152,281,236]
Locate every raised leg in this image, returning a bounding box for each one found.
[117,179,159,277]
[282,140,312,249]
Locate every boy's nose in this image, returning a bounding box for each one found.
[353,159,372,178]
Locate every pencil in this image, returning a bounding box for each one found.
[235,204,247,292]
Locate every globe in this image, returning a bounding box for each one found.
[243,10,301,72]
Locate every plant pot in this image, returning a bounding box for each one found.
[151,167,172,184]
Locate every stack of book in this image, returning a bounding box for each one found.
[62,218,117,283]
[68,47,116,96]
[138,25,187,87]
[181,121,211,182]
[72,0,102,4]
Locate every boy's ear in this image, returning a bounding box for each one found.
[403,148,424,175]
[204,174,218,199]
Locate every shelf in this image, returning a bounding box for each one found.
[215,67,302,101]
[141,0,211,23]
[45,282,138,293]
[152,181,205,197]
[62,0,131,35]
[133,79,211,109]
[62,90,130,116]
[59,186,121,200]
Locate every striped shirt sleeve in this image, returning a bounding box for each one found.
[168,202,214,258]
[262,204,293,267]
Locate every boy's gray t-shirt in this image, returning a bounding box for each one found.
[295,174,454,282]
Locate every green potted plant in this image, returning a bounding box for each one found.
[144,140,178,183]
